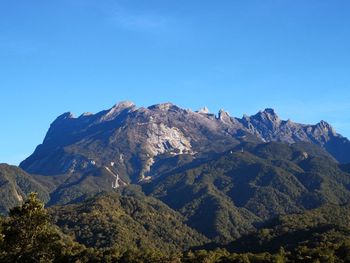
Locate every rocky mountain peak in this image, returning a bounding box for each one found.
[80,112,94,117]
[197,107,210,114]
[217,109,231,122]
[101,101,136,121]
[20,102,350,183]
[263,108,277,115]
[148,102,178,111]
[113,100,136,109]
[55,112,75,121]
[253,108,281,125]
[316,120,337,136]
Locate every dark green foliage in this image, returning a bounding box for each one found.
[0,193,65,262]
[46,167,119,206]
[182,249,288,263]
[0,216,3,248]
[2,140,350,261]
[50,186,208,252]
[143,142,350,242]
[176,204,350,262]
[230,204,350,254]
[0,164,50,214]
[2,193,350,262]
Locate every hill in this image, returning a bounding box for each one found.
[143,142,350,242]
[0,164,50,214]
[50,186,208,253]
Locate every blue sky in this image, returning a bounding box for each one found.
[1,0,350,165]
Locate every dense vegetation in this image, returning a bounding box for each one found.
[1,194,350,262]
[2,142,350,249]
[2,141,350,261]
[50,186,207,252]
[143,142,350,242]
[0,164,50,214]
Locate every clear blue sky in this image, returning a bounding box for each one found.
[1,0,350,165]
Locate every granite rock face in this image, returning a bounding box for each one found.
[20,102,245,182]
[20,102,350,184]
[235,109,349,162]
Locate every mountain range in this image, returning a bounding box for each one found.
[20,101,350,178]
[1,101,350,251]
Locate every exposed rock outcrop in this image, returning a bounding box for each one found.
[20,102,350,184]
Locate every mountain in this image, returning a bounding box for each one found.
[10,140,350,244]
[238,108,350,163]
[17,101,350,207]
[3,192,350,262]
[19,102,250,182]
[143,141,350,242]
[20,102,350,182]
[226,203,350,255]
[50,186,208,252]
[187,203,350,262]
[0,164,50,214]
[3,101,350,261]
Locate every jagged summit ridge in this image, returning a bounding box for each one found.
[55,112,75,121]
[197,106,210,114]
[20,101,350,182]
[101,101,137,121]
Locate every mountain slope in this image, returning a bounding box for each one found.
[20,102,350,186]
[20,102,251,183]
[16,101,350,215]
[237,108,350,163]
[50,186,208,252]
[0,164,50,214]
[142,142,350,242]
[227,203,350,254]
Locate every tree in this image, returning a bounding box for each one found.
[0,215,4,258]
[0,192,64,263]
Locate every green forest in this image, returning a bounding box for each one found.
[1,192,350,263]
[2,141,350,262]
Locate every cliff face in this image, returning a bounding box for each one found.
[20,102,246,182]
[2,101,349,245]
[236,109,350,162]
[20,101,350,185]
